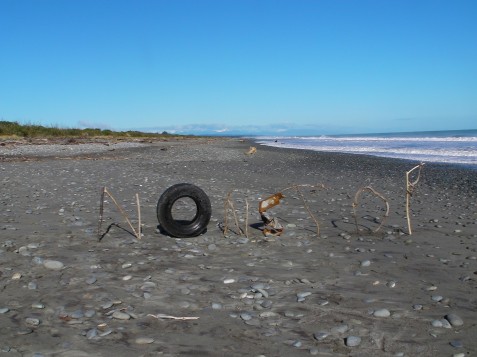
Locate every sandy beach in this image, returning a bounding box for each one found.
[0,138,476,356]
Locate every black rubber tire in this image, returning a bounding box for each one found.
[157,183,212,238]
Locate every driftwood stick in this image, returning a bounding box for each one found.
[352,186,390,234]
[104,188,138,238]
[294,186,320,236]
[223,192,231,236]
[98,187,141,240]
[223,191,244,236]
[228,196,244,235]
[405,163,424,235]
[147,313,199,321]
[245,197,249,239]
[281,183,326,193]
[98,186,106,239]
[136,193,141,240]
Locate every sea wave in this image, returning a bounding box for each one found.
[254,134,477,166]
[255,136,477,142]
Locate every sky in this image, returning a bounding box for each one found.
[1,0,476,136]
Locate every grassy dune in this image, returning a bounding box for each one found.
[0,121,187,140]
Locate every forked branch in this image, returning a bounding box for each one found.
[405,163,424,235]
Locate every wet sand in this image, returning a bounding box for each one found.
[0,138,476,356]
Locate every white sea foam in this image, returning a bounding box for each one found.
[253,130,477,167]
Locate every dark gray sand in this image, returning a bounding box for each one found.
[1,138,476,356]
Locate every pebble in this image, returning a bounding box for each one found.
[85,276,97,285]
[43,260,64,270]
[101,302,114,309]
[25,317,41,326]
[28,282,38,290]
[211,303,222,310]
[244,319,260,326]
[292,340,302,347]
[11,272,22,280]
[32,257,43,265]
[331,324,349,334]
[431,295,443,302]
[297,292,312,300]
[431,318,452,329]
[86,328,98,339]
[240,313,252,321]
[441,319,452,329]
[313,332,329,341]
[450,340,463,348]
[17,328,33,335]
[255,288,269,298]
[282,261,294,267]
[345,336,361,347]
[0,308,9,314]
[251,283,266,290]
[71,310,84,319]
[386,280,397,288]
[223,278,235,284]
[84,310,96,318]
[135,337,154,344]
[99,329,113,337]
[360,260,371,267]
[259,311,278,318]
[261,300,273,309]
[112,311,130,320]
[445,313,464,327]
[373,308,391,317]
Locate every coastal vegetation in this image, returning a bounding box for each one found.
[0,120,184,139]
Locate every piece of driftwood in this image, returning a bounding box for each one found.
[147,313,199,321]
[223,191,245,237]
[245,146,257,155]
[245,197,250,238]
[284,184,324,236]
[259,184,324,237]
[405,163,424,235]
[222,184,324,238]
[352,186,390,234]
[98,187,141,240]
[259,193,285,236]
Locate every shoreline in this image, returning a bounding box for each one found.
[0,137,476,356]
[253,141,477,173]
[251,134,477,172]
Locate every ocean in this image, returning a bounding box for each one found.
[253,129,477,168]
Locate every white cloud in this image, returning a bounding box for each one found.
[133,122,341,136]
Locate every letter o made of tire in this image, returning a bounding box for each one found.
[157,183,212,238]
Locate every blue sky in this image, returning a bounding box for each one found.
[1,0,476,136]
